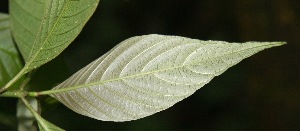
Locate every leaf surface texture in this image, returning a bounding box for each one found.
[9,0,100,73]
[51,34,284,121]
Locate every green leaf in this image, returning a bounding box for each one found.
[37,117,64,131]
[1,0,100,92]
[10,0,100,73]
[21,97,64,131]
[48,34,285,121]
[0,13,24,90]
[9,0,45,62]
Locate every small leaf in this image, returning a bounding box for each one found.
[51,34,285,121]
[9,0,100,73]
[20,97,64,131]
[0,13,24,90]
[37,117,64,131]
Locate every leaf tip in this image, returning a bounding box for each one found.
[272,41,287,46]
[261,41,287,49]
[280,41,287,45]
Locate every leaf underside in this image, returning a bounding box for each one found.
[9,0,100,73]
[51,34,285,122]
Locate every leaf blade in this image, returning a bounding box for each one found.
[9,0,100,73]
[9,0,44,61]
[51,34,285,121]
[0,13,24,90]
[1,0,100,92]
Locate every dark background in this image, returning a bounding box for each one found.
[1,0,300,130]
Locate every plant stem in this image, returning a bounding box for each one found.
[29,89,65,97]
[28,92,39,97]
[0,90,28,98]
[0,67,26,93]
[20,71,33,90]
[20,97,46,129]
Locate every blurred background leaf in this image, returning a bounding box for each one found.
[17,98,40,131]
[1,0,300,130]
[0,13,24,90]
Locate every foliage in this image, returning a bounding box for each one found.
[0,0,285,130]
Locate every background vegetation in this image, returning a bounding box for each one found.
[1,0,299,130]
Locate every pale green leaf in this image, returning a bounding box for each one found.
[0,13,24,90]
[9,0,100,73]
[20,97,64,131]
[51,34,285,121]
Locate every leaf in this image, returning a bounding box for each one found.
[9,0,45,62]
[50,34,285,122]
[0,0,100,92]
[20,97,64,131]
[9,0,100,73]
[37,117,64,131]
[0,13,24,90]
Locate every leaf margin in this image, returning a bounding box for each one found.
[31,34,286,121]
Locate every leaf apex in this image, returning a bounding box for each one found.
[271,41,287,46]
